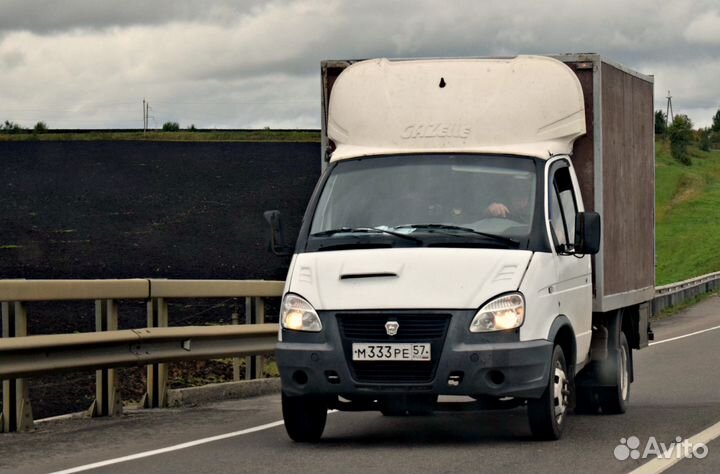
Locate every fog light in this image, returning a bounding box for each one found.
[292,370,308,385]
[486,370,505,386]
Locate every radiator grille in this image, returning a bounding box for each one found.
[337,313,450,341]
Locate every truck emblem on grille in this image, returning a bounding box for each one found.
[385,321,399,336]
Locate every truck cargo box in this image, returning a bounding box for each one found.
[320,54,655,313]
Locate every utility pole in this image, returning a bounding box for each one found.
[665,90,674,126]
[142,99,151,134]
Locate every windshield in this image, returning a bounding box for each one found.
[308,154,537,249]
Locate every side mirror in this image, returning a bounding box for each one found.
[263,210,293,256]
[574,211,601,255]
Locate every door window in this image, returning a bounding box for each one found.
[548,165,578,252]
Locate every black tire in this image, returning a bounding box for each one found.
[282,392,327,442]
[598,332,631,414]
[528,345,569,440]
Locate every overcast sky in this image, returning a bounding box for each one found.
[1,0,718,129]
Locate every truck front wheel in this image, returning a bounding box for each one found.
[528,344,569,440]
[282,392,327,442]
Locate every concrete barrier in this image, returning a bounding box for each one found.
[167,377,281,408]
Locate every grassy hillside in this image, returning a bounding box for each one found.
[655,139,720,284]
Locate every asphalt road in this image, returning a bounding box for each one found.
[2,295,719,474]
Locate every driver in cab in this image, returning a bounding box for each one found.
[485,176,532,222]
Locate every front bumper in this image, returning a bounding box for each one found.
[277,310,552,399]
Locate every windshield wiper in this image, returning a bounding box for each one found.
[395,224,518,246]
[311,227,423,244]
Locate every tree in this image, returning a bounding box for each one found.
[712,109,720,132]
[33,121,48,133]
[667,115,693,165]
[655,110,667,135]
[698,128,711,152]
[162,121,180,131]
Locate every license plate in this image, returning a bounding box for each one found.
[352,343,431,361]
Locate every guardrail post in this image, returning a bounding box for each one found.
[244,297,254,380]
[254,297,266,379]
[143,297,168,408]
[1,302,34,432]
[89,299,123,417]
[232,308,241,381]
[244,297,266,380]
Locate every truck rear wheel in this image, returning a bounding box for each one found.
[528,345,569,440]
[598,332,630,414]
[282,392,327,442]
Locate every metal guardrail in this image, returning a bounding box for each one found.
[0,279,283,432]
[2,272,720,433]
[652,271,720,315]
[0,279,150,302]
[0,324,278,379]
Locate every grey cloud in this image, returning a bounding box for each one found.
[684,9,720,44]
[1,49,24,68]
[0,0,278,34]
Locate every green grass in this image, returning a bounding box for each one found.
[651,291,719,321]
[655,139,720,284]
[0,130,320,143]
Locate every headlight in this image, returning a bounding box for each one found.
[470,293,525,332]
[281,293,322,332]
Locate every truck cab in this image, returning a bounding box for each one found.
[272,56,654,441]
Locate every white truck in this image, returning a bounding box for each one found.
[267,54,655,441]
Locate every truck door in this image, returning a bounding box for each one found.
[547,158,593,367]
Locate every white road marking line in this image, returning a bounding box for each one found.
[35,411,85,424]
[47,419,285,474]
[649,324,720,346]
[48,410,338,474]
[628,419,720,474]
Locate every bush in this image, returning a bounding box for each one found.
[162,121,180,132]
[667,115,693,165]
[33,121,48,133]
[698,128,712,152]
[655,110,667,135]
[1,120,26,134]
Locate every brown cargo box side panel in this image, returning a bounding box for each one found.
[564,63,595,211]
[321,60,355,164]
[563,61,598,292]
[601,62,655,296]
